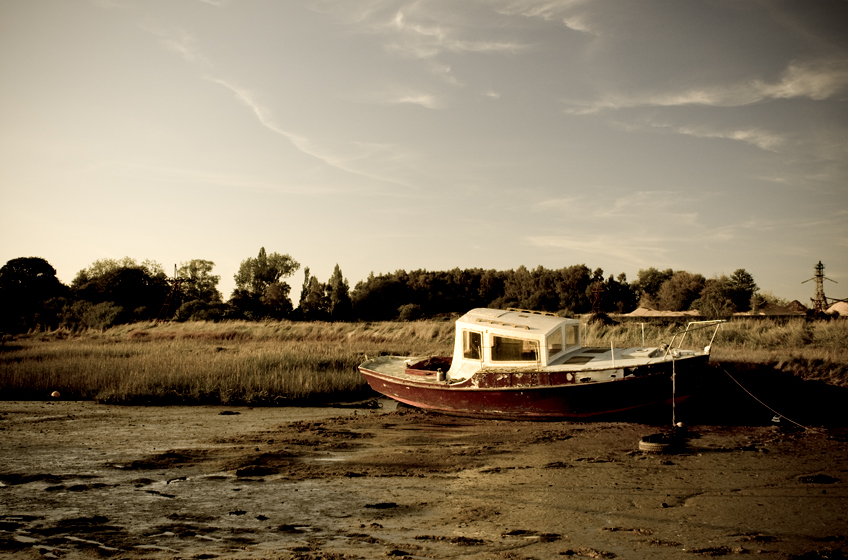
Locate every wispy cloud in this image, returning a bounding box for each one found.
[533,195,585,212]
[382,8,528,60]
[359,84,443,109]
[637,122,786,152]
[525,191,719,271]
[497,0,596,34]
[527,234,672,270]
[561,15,593,34]
[650,61,848,106]
[701,213,848,248]
[207,78,305,142]
[564,59,848,114]
[525,209,822,273]
[142,24,211,66]
[536,190,703,222]
[595,191,701,222]
[684,127,785,152]
[497,0,586,21]
[391,93,440,109]
[317,1,530,74]
[159,33,205,64]
[761,60,848,100]
[144,17,424,192]
[209,78,419,190]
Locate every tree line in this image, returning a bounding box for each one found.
[0,248,769,333]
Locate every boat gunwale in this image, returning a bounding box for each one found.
[358,355,705,392]
[359,350,705,381]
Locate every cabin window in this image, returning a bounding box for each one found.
[546,328,564,356]
[491,335,539,362]
[463,330,482,360]
[565,325,579,346]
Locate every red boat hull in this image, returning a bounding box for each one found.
[359,355,708,420]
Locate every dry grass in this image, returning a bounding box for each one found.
[1,317,845,403]
[0,320,454,404]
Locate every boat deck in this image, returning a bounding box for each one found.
[359,346,697,387]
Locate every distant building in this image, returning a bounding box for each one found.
[734,301,806,318]
[626,306,701,318]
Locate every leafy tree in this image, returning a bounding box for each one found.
[350,271,408,321]
[728,268,758,312]
[585,267,606,313]
[493,266,561,312]
[403,268,487,316]
[174,300,227,322]
[58,301,123,331]
[298,267,312,312]
[327,264,352,321]
[72,266,169,324]
[231,247,300,319]
[72,257,164,288]
[398,303,423,321]
[749,292,766,312]
[499,265,534,309]
[604,273,637,314]
[234,247,299,297]
[479,269,504,306]
[349,265,600,320]
[691,276,736,319]
[300,276,328,320]
[633,268,674,307]
[0,257,68,332]
[81,302,123,330]
[656,271,705,311]
[555,265,592,314]
[758,290,790,307]
[177,259,222,303]
[528,266,560,312]
[261,282,294,319]
[226,289,263,320]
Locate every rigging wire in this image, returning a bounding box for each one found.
[721,366,810,431]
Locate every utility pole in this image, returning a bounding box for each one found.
[591,280,605,315]
[802,261,837,315]
[157,265,191,321]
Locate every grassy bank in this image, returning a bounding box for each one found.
[1,318,846,404]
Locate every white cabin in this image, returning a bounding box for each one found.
[447,308,581,381]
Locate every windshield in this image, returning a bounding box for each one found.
[491,335,539,362]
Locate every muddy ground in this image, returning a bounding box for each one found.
[1,399,846,560]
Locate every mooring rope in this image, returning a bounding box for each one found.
[720,366,810,431]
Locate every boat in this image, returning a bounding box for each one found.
[358,308,722,420]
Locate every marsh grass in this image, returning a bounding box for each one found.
[0,320,454,404]
[1,317,845,403]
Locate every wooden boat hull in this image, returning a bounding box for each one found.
[359,354,709,420]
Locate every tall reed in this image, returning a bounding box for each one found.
[0,320,454,404]
[1,317,845,403]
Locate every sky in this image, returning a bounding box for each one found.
[1,0,847,306]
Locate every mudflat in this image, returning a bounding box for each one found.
[1,400,846,559]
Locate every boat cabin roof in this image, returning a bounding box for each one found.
[456,308,576,337]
